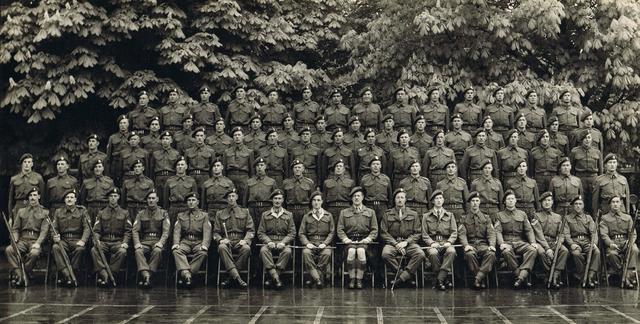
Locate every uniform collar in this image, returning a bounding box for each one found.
[271,207,284,218]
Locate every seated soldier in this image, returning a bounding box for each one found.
[459,191,496,289]
[132,189,170,288]
[531,192,569,289]
[299,191,335,288]
[421,190,457,291]
[600,195,638,289]
[565,195,600,289]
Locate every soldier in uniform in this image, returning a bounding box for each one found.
[280,113,302,148]
[128,90,158,135]
[173,114,195,154]
[361,156,392,223]
[481,116,506,151]
[299,191,335,288]
[283,160,315,227]
[593,154,631,214]
[497,129,529,186]
[422,129,455,186]
[257,128,288,187]
[322,128,356,181]
[150,131,179,200]
[514,113,536,150]
[258,189,296,289]
[80,159,115,222]
[529,129,563,193]
[460,129,498,183]
[385,87,418,131]
[353,87,382,130]
[494,190,538,289]
[141,117,162,153]
[201,158,235,220]
[599,195,637,289]
[324,89,350,131]
[171,192,211,288]
[337,187,379,289]
[290,126,321,185]
[357,128,386,180]
[311,115,332,152]
[244,113,266,151]
[551,89,581,135]
[547,116,569,155]
[163,156,198,223]
[565,195,600,288]
[459,191,497,289]
[159,88,190,133]
[185,126,216,188]
[470,159,503,222]
[91,188,132,287]
[420,87,450,135]
[483,87,515,138]
[380,188,426,288]
[570,112,603,152]
[550,157,583,215]
[51,189,90,287]
[570,130,603,212]
[132,190,170,288]
[106,115,130,186]
[410,115,433,157]
[399,159,432,216]
[518,90,546,133]
[444,114,472,164]
[260,89,288,130]
[323,159,355,222]
[223,127,255,203]
[435,161,469,221]
[389,129,420,189]
[205,117,233,154]
[453,87,482,133]
[191,85,221,133]
[120,131,150,182]
[122,159,155,220]
[245,158,277,226]
[45,156,78,212]
[9,154,46,220]
[505,159,540,220]
[531,192,569,289]
[293,86,321,131]
[421,190,457,290]
[376,114,398,155]
[78,134,108,184]
[226,86,255,131]
[213,188,253,288]
[344,116,366,152]
[6,187,49,287]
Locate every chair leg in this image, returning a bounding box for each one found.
[216,258,221,287]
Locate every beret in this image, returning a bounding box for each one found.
[199,84,211,93]
[394,87,406,96]
[392,188,406,200]
[184,192,198,201]
[231,126,244,135]
[503,189,516,203]
[212,156,224,165]
[505,129,518,140]
[148,116,160,126]
[464,86,475,94]
[514,112,526,122]
[443,160,457,170]
[270,189,285,200]
[559,89,571,98]
[283,113,294,121]
[571,195,584,205]
[215,116,225,124]
[432,129,445,142]
[363,128,376,137]
[381,114,394,123]
[138,90,148,98]
[290,159,304,169]
[27,187,40,195]
[191,126,206,138]
[548,116,559,124]
[558,157,571,171]
[253,157,267,167]
[493,87,505,96]
[224,188,239,199]
[473,128,486,138]
[467,191,480,202]
[116,114,128,123]
[408,159,421,170]
[301,85,312,92]
[430,190,444,201]
[525,89,536,98]
[174,155,187,168]
[182,114,193,123]
[349,186,365,197]
[515,158,527,168]
[107,188,121,196]
[414,115,425,126]
[580,111,593,122]
[55,156,68,164]
[427,87,439,97]
[298,126,312,136]
[575,129,590,143]
[63,189,77,199]
[604,153,617,164]
[539,191,553,202]
[369,155,382,167]
[451,113,463,121]
[396,128,409,142]
[331,127,344,139]
[233,85,246,94]
[145,189,158,199]
[314,115,326,123]
[360,87,372,97]
[92,159,105,170]
[129,159,144,171]
[265,128,278,141]
[169,88,179,94]
[331,89,341,96]
[331,158,345,170]
[266,88,278,95]
[349,115,360,125]
[160,131,172,138]
[480,159,493,169]
[128,131,140,140]
[536,129,549,144]
[608,194,621,203]
[86,134,99,142]
[482,115,493,125]
[309,191,323,207]
[249,113,262,123]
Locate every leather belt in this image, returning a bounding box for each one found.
[124,171,136,176]
[50,202,65,208]
[574,235,587,240]
[62,233,81,238]
[190,170,207,175]
[556,202,571,207]
[328,202,350,207]
[367,201,387,206]
[227,170,249,175]
[164,125,180,131]
[21,230,38,237]
[267,234,287,240]
[155,170,173,176]
[516,202,534,208]
[430,170,446,175]
[144,232,158,238]
[613,234,627,239]
[186,234,201,240]
[207,202,226,208]
[406,201,428,207]
[226,232,244,239]
[536,171,555,176]
[434,235,446,241]
[87,201,108,207]
[575,171,597,176]
[104,234,122,240]
[308,234,327,240]
[394,236,407,241]
[127,202,146,207]
[502,172,518,176]
[444,204,463,209]
[170,202,187,208]
[287,204,306,209]
[248,201,270,207]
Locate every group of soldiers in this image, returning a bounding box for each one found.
[4,84,638,291]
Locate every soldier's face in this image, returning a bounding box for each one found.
[517,117,527,128]
[300,131,311,143]
[495,90,505,101]
[550,121,559,132]
[129,135,140,147]
[362,91,372,103]
[268,92,278,103]
[161,135,172,147]
[108,193,119,205]
[183,119,193,129]
[527,93,537,104]
[169,92,178,102]
[233,131,244,144]
[251,119,262,130]
[88,138,99,150]
[176,161,187,173]
[476,132,487,144]
[311,195,323,209]
[610,197,621,211]
[200,89,210,101]
[582,133,592,146]
[429,90,440,102]
[119,119,129,131]
[226,193,238,206]
[267,132,278,144]
[584,115,594,127]
[235,89,245,99]
[150,120,161,132]
[139,95,149,106]
[384,119,394,129]
[302,89,312,100]
[272,195,284,207]
[606,159,618,172]
[542,197,553,209]
[366,132,376,144]
[284,118,294,128]
[465,90,474,101]
[331,93,342,104]
[483,118,493,130]
[446,163,457,175]
[433,195,444,207]
[395,193,406,208]
[482,163,493,175]
[93,163,104,175]
[560,162,571,174]
[147,193,158,207]
[57,160,69,174]
[333,132,343,144]
[316,120,326,131]
[64,193,76,206]
[256,163,267,174]
[371,161,381,173]
[505,195,516,208]
[410,162,421,174]
[215,121,225,132]
[351,192,363,205]
[416,120,425,131]
[517,162,527,174]
[396,90,407,103]
[399,133,410,145]
[187,197,199,209]
[350,121,361,131]
[573,200,584,213]
[194,132,206,144]
[28,191,40,205]
[212,162,223,175]
[133,163,144,175]
[509,133,519,145]
[470,197,480,209]
[435,133,444,145]
[540,132,550,146]
[452,118,463,129]
[562,92,572,103]
[334,163,345,175]
[293,164,304,176]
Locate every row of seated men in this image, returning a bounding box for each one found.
[5,181,637,291]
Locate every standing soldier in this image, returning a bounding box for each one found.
[191,85,221,133]
[223,127,255,203]
[435,161,469,221]
[244,113,266,151]
[531,192,569,289]
[163,156,198,223]
[481,116,506,151]
[122,159,155,220]
[550,157,583,215]
[483,87,515,138]
[547,116,569,156]
[205,117,233,154]
[213,188,253,289]
[388,129,420,189]
[570,112,603,152]
[132,190,170,288]
[171,192,211,288]
[505,160,540,220]
[226,86,255,132]
[565,195,600,288]
[173,114,195,154]
[570,130,603,212]
[337,187,379,289]
[420,87,450,135]
[185,126,216,188]
[459,191,496,289]
[283,160,315,227]
[45,156,78,211]
[376,114,398,155]
[150,131,179,200]
[245,158,277,226]
[324,89,350,131]
[51,189,90,287]
[514,113,536,150]
[593,154,631,214]
[6,187,49,287]
[357,128,386,180]
[410,115,433,157]
[201,158,235,220]
[444,114,473,164]
[106,115,130,185]
[311,115,332,152]
[260,89,287,130]
[380,188,426,288]
[551,89,581,135]
[453,87,482,133]
[293,86,321,131]
[497,129,529,186]
[159,88,190,133]
[323,159,355,222]
[361,156,392,223]
[299,191,335,288]
[599,195,637,289]
[460,129,498,183]
[120,131,150,182]
[91,188,132,287]
[422,129,455,186]
[398,160,432,216]
[141,117,163,153]
[518,90,547,133]
[495,190,539,289]
[470,160,504,222]
[385,87,418,132]
[290,126,321,185]
[529,130,563,193]
[78,134,108,184]
[322,128,356,181]
[258,189,296,289]
[352,87,382,130]
[128,90,159,135]
[421,190,458,290]
[344,116,366,152]
[80,159,115,222]
[257,128,288,187]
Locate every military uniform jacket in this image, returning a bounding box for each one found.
[497,145,529,175]
[361,173,392,202]
[159,103,190,128]
[353,102,382,129]
[245,175,277,204]
[398,175,431,204]
[151,147,179,173]
[570,127,603,152]
[185,144,216,171]
[106,131,128,160]
[132,207,170,248]
[385,102,418,129]
[422,146,455,174]
[290,142,321,171]
[470,176,503,208]
[565,212,597,245]
[420,102,450,130]
[460,144,498,179]
[52,205,90,243]
[120,146,150,173]
[278,129,300,148]
[323,144,355,179]
[485,129,505,151]
[141,132,162,153]
[410,131,433,157]
[518,105,546,131]
[205,132,233,154]
[529,145,562,175]
[599,210,635,248]
[260,103,287,126]
[458,210,496,247]
[223,144,254,174]
[163,175,198,206]
[299,209,335,246]
[258,208,296,244]
[344,131,366,152]
[421,208,457,245]
[283,176,315,205]
[123,175,155,204]
[173,208,212,248]
[213,206,254,244]
[244,129,266,151]
[375,130,398,153]
[128,106,159,131]
[516,129,536,151]
[549,174,583,205]
[323,175,355,203]
[12,204,49,243]
[337,206,378,241]
[191,101,220,127]
[389,145,420,176]
[494,209,535,245]
[453,102,482,129]
[226,99,254,126]
[293,100,321,125]
[549,131,569,155]
[357,145,386,177]
[483,102,514,129]
[94,205,132,244]
[593,172,631,213]
[311,131,332,151]
[46,174,78,206]
[444,129,473,156]
[505,176,540,208]
[201,175,235,205]
[380,207,421,246]
[570,145,602,174]
[531,210,566,250]
[324,104,350,130]
[436,176,469,207]
[551,105,580,130]
[258,144,288,174]
[79,150,108,182]
[80,176,115,204]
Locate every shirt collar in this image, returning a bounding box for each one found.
[312,208,324,221]
[271,207,284,218]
